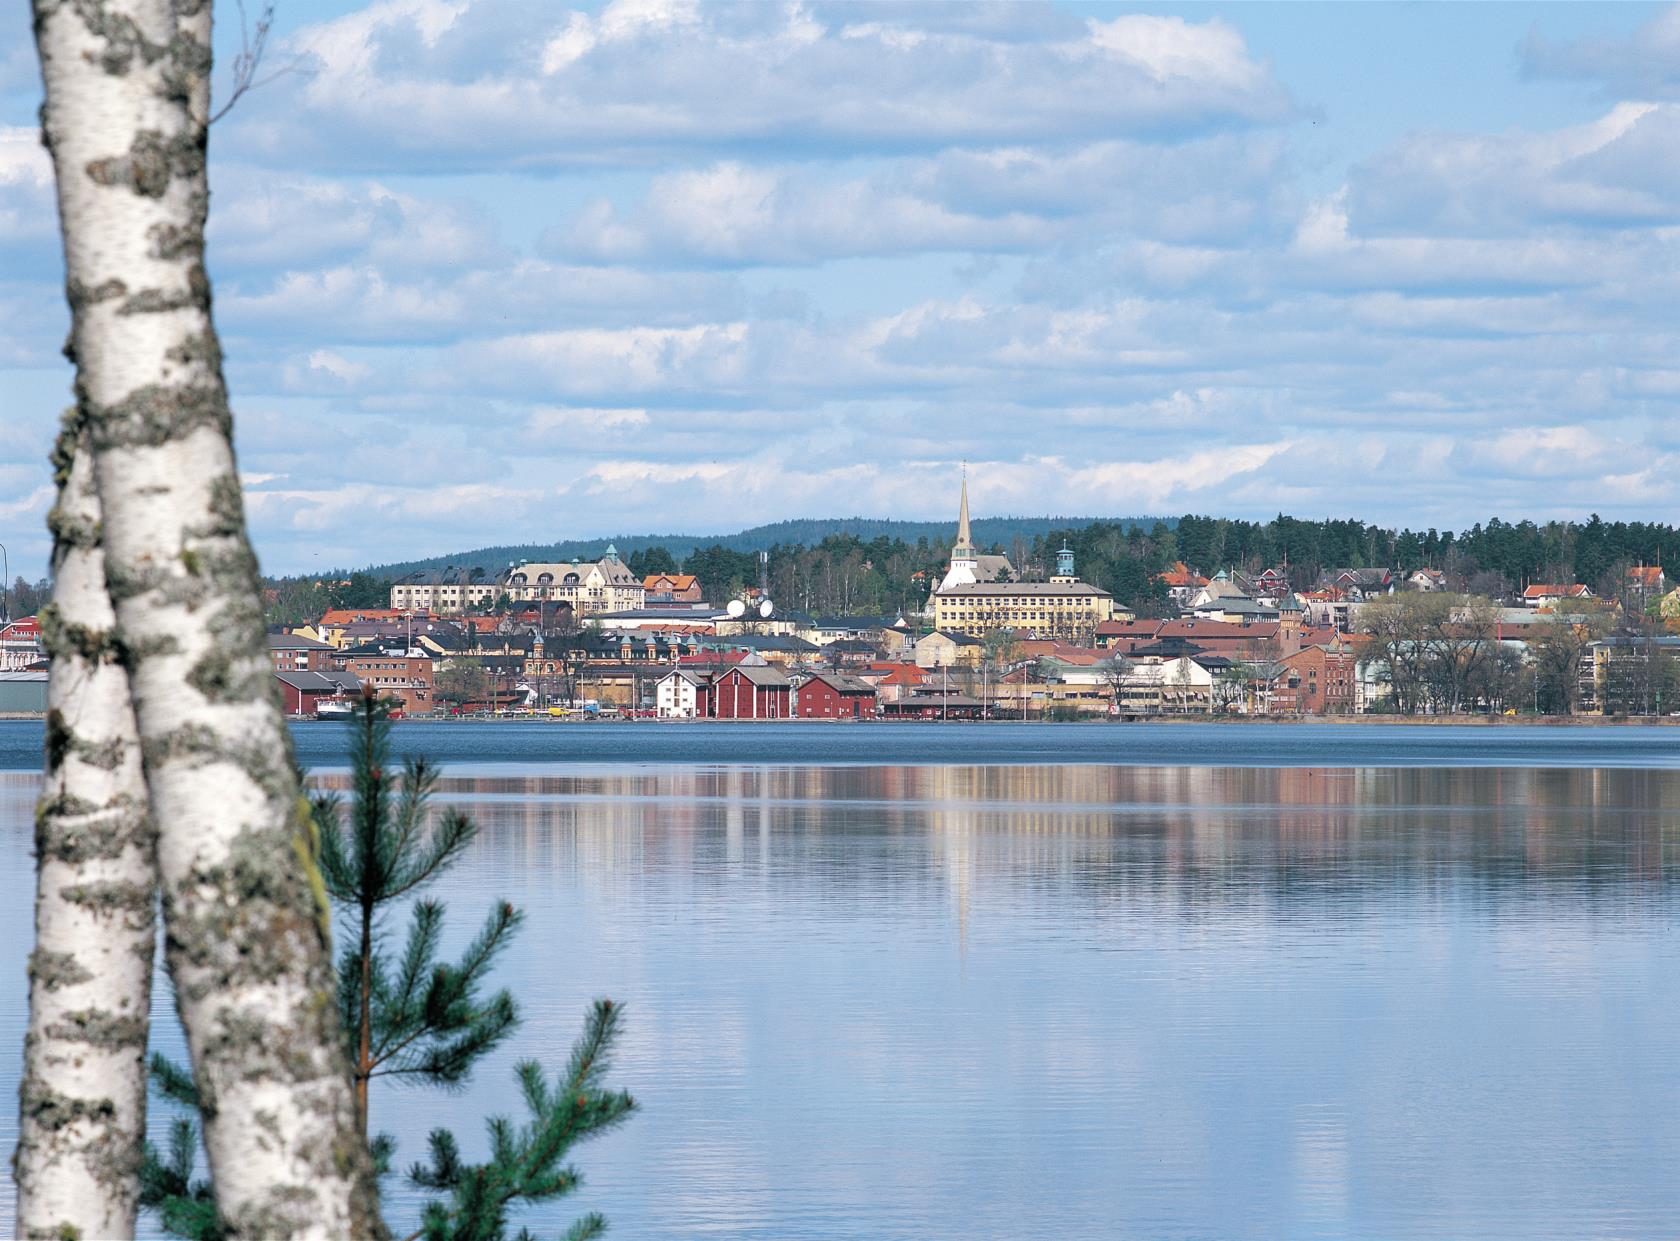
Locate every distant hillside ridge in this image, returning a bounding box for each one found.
[364,515,1173,579]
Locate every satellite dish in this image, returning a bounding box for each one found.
[726,599,746,619]
[758,600,775,619]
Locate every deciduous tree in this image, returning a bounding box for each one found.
[32,0,379,1231]
[16,418,155,1239]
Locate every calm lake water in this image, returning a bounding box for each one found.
[3,721,1680,1238]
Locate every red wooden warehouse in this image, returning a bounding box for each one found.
[795,671,878,719]
[710,665,793,719]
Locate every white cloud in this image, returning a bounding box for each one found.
[1346,102,1680,236]
[208,168,504,272]
[1521,4,1680,98]
[10,2,1680,574]
[227,0,1294,172]
[528,406,651,433]
[548,135,1293,267]
[0,126,57,254]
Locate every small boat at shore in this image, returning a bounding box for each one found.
[314,700,355,721]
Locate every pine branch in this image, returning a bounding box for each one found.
[407,1000,636,1241]
[149,1052,200,1109]
[388,806,478,900]
[398,991,518,1087]
[371,898,445,1062]
[562,1215,608,1241]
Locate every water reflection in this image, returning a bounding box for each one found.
[306,763,1680,897]
[1,763,1678,1239]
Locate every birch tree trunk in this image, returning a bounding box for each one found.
[33,1,383,1234]
[15,418,155,1240]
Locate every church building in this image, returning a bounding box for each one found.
[930,474,1114,641]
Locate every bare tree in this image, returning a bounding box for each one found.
[31,1,381,1234]
[1097,653,1132,715]
[16,418,155,1238]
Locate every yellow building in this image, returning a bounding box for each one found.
[503,545,645,616]
[929,479,1113,640]
[933,579,1114,640]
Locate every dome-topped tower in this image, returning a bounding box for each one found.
[1053,542,1076,582]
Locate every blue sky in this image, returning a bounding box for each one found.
[3,1,1678,576]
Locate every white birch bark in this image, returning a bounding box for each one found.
[32,1,382,1234]
[15,418,155,1240]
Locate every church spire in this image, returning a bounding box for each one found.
[954,465,975,559]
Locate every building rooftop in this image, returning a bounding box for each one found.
[936,582,1111,599]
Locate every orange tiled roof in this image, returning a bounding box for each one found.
[1159,561,1208,588]
[320,608,415,626]
[1628,566,1664,586]
[1522,584,1589,599]
[643,574,698,591]
[1015,640,1106,664]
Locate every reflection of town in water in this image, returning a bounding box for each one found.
[8,761,1680,1237]
[304,764,1680,922]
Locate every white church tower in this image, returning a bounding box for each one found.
[939,469,981,592]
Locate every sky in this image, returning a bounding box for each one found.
[3,0,1680,577]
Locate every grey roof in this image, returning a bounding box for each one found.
[276,670,340,692]
[801,671,877,695]
[825,639,878,654]
[705,634,820,654]
[339,643,429,658]
[721,664,792,687]
[269,633,334,650]
[659,668,710,687]
[813,616,894,630]
[1198,598,1278,615]
[923,630,984,646]
[893,690,987,707]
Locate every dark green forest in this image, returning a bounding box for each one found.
[357,515,1156,580]
[256,513,1680,623]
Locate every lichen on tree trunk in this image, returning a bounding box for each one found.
[30,0,383,1235]
[15,417,156,1241]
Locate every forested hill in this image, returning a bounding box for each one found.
[264,511,1680,625]
[363,516,1167,579]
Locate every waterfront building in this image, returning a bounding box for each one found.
[794,671,878,719]
[709,665,794,719]
[655,668,708,718]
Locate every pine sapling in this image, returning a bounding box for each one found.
[142,692,634,1239]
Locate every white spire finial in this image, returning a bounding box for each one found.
[955,464,974,557]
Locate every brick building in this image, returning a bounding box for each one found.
[336,650,435,716]
[643,573,704,605]
[269,632,337,674]
[1270,642,1357,715]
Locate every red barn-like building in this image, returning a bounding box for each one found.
[795,672,877,719]
[710,665,793,719]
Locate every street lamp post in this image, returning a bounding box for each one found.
[0,541,8,624]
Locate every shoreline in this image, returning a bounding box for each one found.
[5,714,1679,727]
